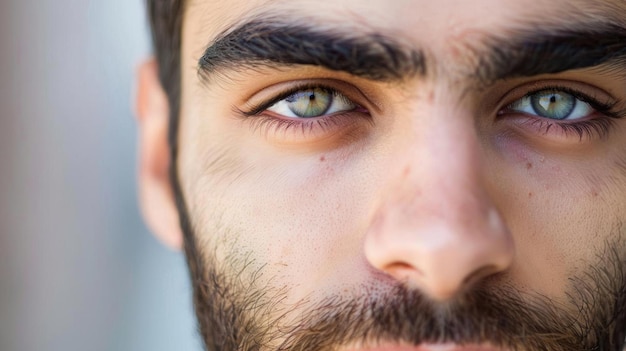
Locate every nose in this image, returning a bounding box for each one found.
[364,109,514,301]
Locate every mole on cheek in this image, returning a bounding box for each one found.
[320,155,326,162]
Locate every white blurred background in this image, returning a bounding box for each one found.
[0,1,201,350]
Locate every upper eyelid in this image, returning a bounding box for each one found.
[496,80,618,114]
[519,87,613,111]
[238,79,383,116]
[504,88,605,117]
[240,79,623,122]
[246,85,342,116]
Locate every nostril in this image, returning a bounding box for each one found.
[461,264,500,287]
[385,261,424,281]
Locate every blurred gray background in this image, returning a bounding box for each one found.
[0,1,201,350]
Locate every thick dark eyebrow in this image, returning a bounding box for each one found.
[198,19,425,82]
[198,19,626,84]
[478,22,626,83]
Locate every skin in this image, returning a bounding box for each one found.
[136,0,626,349]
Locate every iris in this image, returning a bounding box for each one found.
[530,90,576,120]
[285,88,333,118]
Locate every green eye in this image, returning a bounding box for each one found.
[267,87,357,119]
[530,90,576,120]
[508,89,594,121]
[285,88,333,118]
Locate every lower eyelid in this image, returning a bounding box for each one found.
[246,110,372,144]
[241,79,381,117]
[503,113,615,142]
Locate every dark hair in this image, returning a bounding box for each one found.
[146,5,211,339]
[146,0,185,153]
[146,1,197,248]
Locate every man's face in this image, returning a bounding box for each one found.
[158,0,626,349]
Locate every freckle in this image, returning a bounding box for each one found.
[526,162,533,170]
[427,91,435,102]
[528,192,533,198]
[320,155,326,162]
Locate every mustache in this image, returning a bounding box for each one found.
[276,282,586,351]
[183,229,626,351]
[277,257,626,351]
[194,259,626,351]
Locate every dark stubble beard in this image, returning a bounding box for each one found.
[174,189,626,351]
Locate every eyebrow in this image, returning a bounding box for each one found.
[198,19,425,82]
[198,18,626,84]
[479,22,626,83]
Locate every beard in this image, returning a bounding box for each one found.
[173,186,626,351]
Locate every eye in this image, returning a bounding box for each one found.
[508,89,594,120]
[266,87,357,118]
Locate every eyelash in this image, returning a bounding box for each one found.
[241,84,360,116]
[237,84,371,138]
[500,85,623,140]
[238,83,624,141]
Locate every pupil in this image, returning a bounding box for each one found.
[550,96,556,103]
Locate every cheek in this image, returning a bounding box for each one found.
[187,136,380,305]
[490,135,626,299]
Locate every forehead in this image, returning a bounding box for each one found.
[183,0,625,47]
